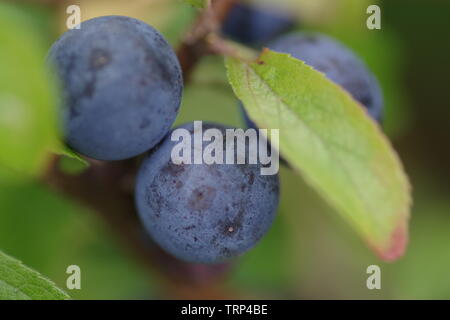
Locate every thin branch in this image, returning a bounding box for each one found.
[177,0,238,81]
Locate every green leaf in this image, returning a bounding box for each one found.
[226,49,411,261]
[0,250,70,300]
[184,0,208,9]
[58,155,89,175]
[56,146,88,165]
[0,4,59,177]
[53,145,89,175]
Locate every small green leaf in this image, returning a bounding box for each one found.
[184,0,208,9]
[56,146,87,164]
[0,4,59,177]
[226,49,411,261]
[53,145,89,175]
[0,250,70,300]
[58,155,89,175]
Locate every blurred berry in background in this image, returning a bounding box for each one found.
[222,2,296,46]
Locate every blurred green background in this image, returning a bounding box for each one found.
[1,0,450,299]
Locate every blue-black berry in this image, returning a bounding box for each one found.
[135,122,279,264]
[48,16,183,160]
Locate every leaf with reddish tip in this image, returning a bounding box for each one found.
[226,49,412,261]
[371,217,408,262]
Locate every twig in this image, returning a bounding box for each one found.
[177,0,239,81]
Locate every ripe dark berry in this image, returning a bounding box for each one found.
[135,122,279,264]
[222,3,296,46]
[48,16,183,160]
[269,32,383,122]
